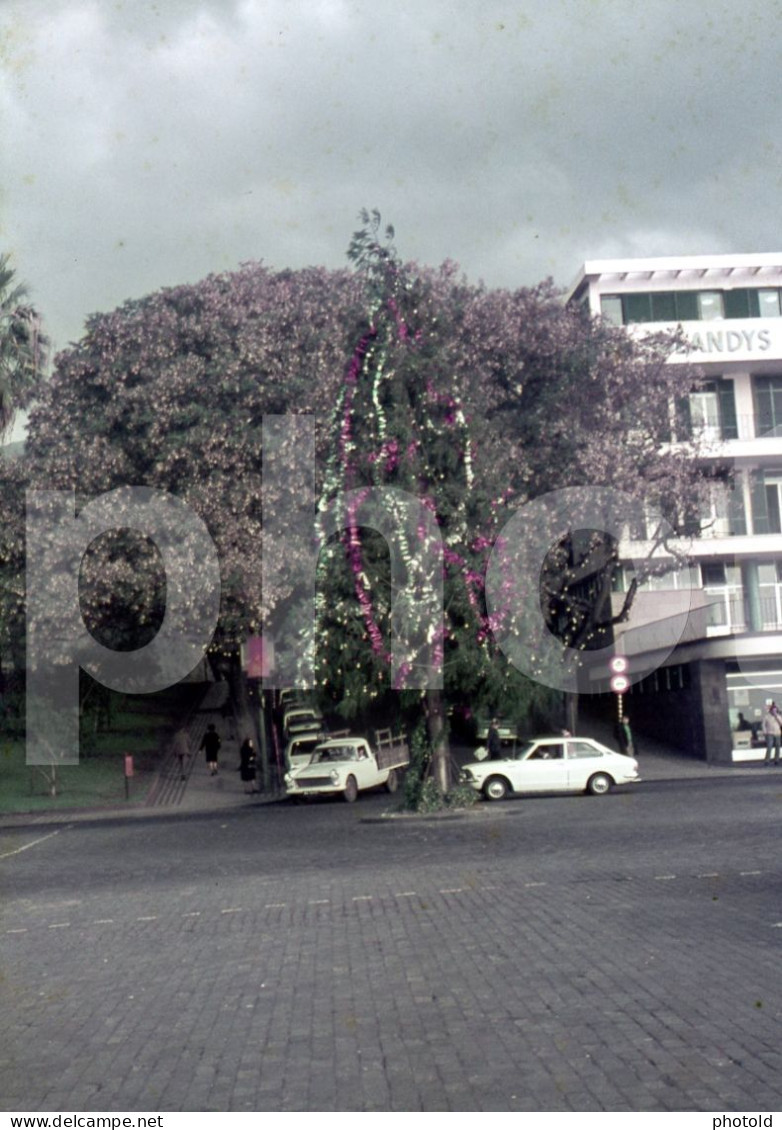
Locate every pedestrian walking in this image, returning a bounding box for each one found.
[762,702,781,764]
[615,715,635,757]
[200,723,221,776]
[172,728,190,781]
[487,718,503,760]
[240,737,258,794]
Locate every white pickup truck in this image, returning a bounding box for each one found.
[283,731,409,803]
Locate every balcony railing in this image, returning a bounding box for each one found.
[705,594,782,635]
[687,415,782,444]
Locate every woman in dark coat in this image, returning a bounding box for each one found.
[239,738,258,794]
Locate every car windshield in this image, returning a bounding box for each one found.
[291,737,321,756]
[288,715,321,730]
[514,742,537,760]
[313,745,358,764]
[294,737,321,750]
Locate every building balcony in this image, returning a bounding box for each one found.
[682,417,782,461]
[621,533,782,560]
[610,591,782,658]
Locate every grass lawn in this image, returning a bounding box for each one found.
[0,683,204,814]
[0,739,154,813]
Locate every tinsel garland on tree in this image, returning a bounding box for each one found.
[310,211,510,718]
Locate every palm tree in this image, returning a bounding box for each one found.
[0,253,47,439]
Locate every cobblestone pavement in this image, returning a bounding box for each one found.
[1,772,781,1112]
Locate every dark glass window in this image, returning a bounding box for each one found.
[624,293,653,323]
[675,291,699,320]
[725,289,755,318]
[767,483,782,535]
[604,288,782,325]
[650,292,677,321]
[754,376,782,437]
[702,563,727,586]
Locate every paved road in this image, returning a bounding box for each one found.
[1,775,780,1112]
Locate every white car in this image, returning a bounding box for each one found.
[282,706,323,740]
[284,730,327,770]
[461,736,640,801]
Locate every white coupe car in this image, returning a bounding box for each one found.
[461,736,640,801]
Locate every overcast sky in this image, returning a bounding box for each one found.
[2,0,781,377]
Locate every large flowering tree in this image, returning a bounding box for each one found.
[24,263,362,654]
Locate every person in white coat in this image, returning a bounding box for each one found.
[762,703,781,765]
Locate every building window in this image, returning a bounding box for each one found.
[604,291,699,324]
[689,389,721,439]
[601,288,782,326]
[759,289,782,317]
[698,479,736,538]
[701,562,727,586]
[749,467,782,533]
[676,379,738,443]
[725,289,754,318]
[701,562,744,634]
[697,291,724,320]
[621,562,699,591]
[600,295,623,325]
[764,472,782,533]
[753,376,782,437]
[757,562,782,629]
[725,288,782,318]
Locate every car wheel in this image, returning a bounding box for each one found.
[343,775,358,803]
[483,776,510,801]
[586,772,613,796]
[386,769,399,793]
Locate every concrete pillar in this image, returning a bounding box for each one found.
[694,659,733,764]
[742,560,763,631]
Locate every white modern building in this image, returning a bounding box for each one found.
[568,253,782,762]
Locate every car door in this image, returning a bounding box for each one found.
[352,745,378,790]
[509,741,569,793]
[564,739,605,789]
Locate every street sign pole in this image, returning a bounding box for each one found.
[609,656,629,722]
[124,753,134,800]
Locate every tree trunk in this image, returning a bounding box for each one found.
[565,691,579,736]
[427,687,450,793]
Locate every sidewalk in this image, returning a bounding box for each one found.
[0,684,279,831]
[578,718,764,781]
[139,680,281,815]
